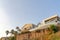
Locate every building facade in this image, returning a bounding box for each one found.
[16,15,60,40]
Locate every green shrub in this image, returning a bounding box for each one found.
[50,24,58,33]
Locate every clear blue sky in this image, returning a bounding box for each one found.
[0,0,60,37]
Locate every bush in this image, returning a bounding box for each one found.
[50,24,58,33]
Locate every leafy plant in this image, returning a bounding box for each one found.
[50,24,58,33]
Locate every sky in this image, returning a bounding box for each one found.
[0,0,60,37]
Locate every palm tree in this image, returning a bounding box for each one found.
[5,30,9,40]
[14,31,18,40]
[6,30,9,36]
[10,29,15,34]
[5,29,17,40]
[16,26,21,34]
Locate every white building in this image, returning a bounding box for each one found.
[38,15,60,27]
[29,15,60,31]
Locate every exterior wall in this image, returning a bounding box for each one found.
[16,28,53,40]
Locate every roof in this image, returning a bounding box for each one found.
[43,15,59,22]
[22,24,36,30]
